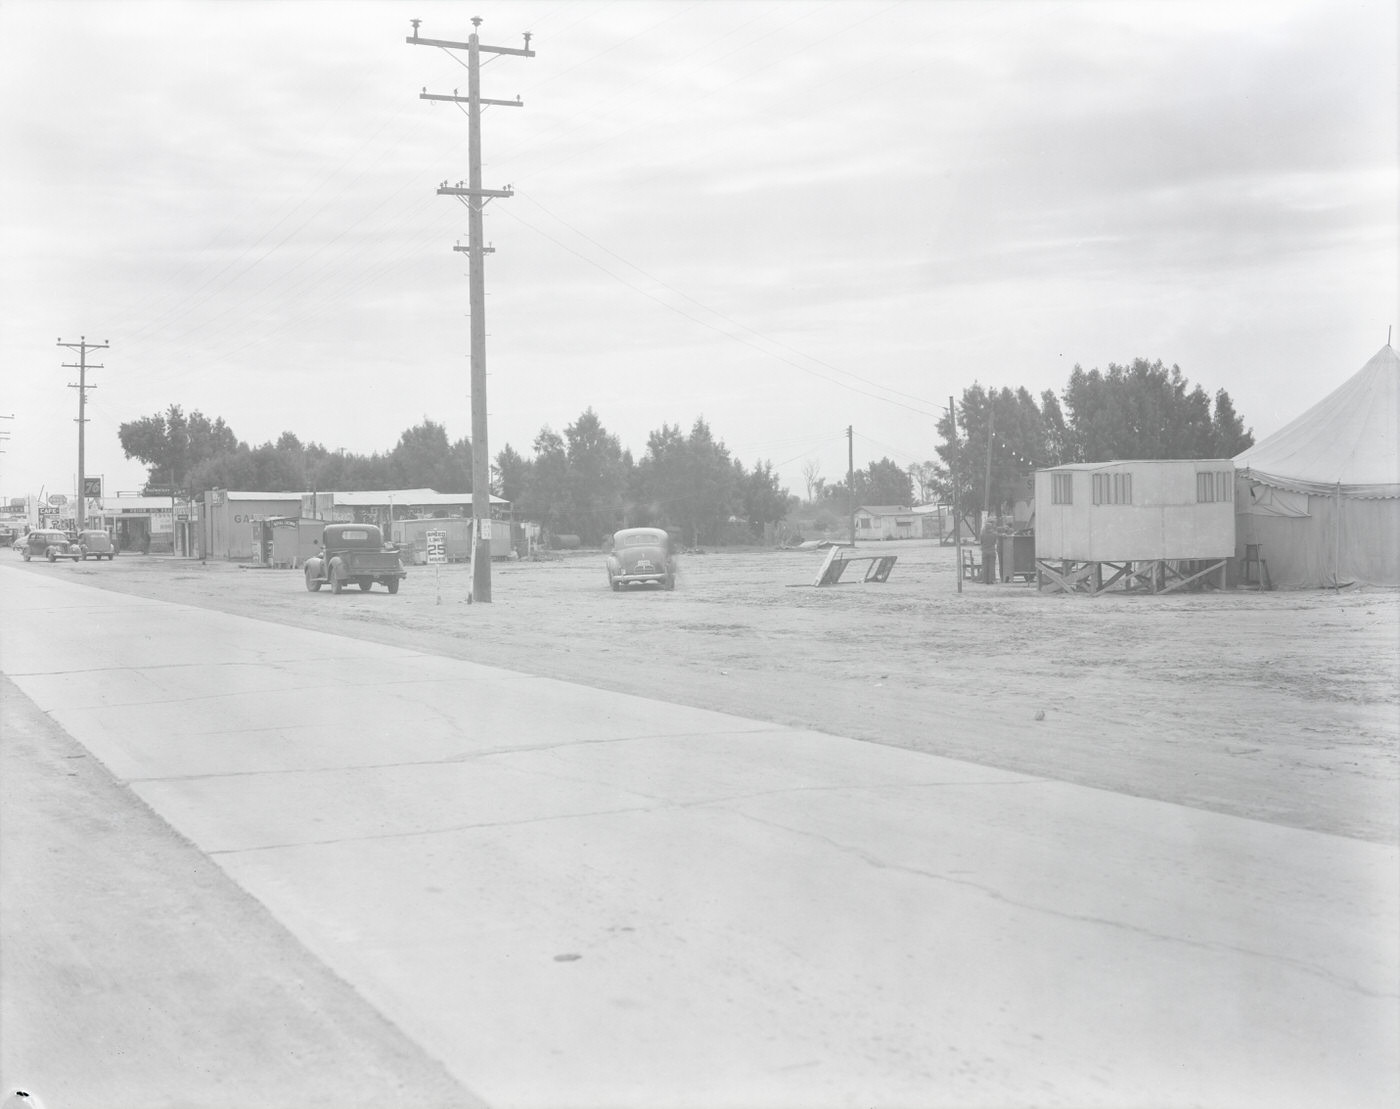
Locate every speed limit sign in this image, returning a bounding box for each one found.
[426,529,447,564]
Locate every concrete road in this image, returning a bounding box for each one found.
[2,565,1396,1108]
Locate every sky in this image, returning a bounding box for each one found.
[1,0,1395,506]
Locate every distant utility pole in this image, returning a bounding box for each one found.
[982,402,995,525]
[847,425,855,545]
[0,414,12,500]
[949,396,962,595]
[59,336,108,532]
[408,16,534,604]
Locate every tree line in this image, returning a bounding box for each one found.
[928,358,1254,517]
[116,406,790,547]
[117,409,472,500]
[117,357,1253,542]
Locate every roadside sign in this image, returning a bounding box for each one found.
[426,529,447,564]
[83,477,102,497]
[477,517,492,540]
[47,493,68,507]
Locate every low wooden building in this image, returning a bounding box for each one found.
[854,506,919,541]
[199,490,307,561]
[101,494,198,555]
[300,488,510,531]
[1034,459,1236,594]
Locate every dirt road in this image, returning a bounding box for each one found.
[18,539,1398,843]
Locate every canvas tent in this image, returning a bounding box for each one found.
[1234,344,1399,588]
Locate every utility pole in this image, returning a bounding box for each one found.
[949,396,962,595]
[59,336,108,532]
[840,424,857,546]
[409,16,533,603]
[0,414,12,502]
[982,402,995,526]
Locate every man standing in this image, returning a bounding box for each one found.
[979,516,997,584]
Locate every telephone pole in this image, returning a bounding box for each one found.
[982,402,995,526]
[949,397,962,595]
[846,425,855,545]
[408,16,533,604]
[0,415,12,501]
[59,336,108,532]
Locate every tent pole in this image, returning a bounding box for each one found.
[1333,482,1342,590]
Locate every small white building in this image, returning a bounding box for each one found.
[854,505,919,541]
[1034,459,1236,593]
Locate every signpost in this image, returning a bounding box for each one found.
[426,528,447,605]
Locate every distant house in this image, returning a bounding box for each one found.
[1033,459,1236,593]
[911,503,970,542]
[854,505,919,541]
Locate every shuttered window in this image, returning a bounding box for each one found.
[1092,472,1132,505]
[1196,471,1233,503]
[1051,473,1073,504]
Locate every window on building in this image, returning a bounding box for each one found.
[1092,471,1132,505]
[1051,472,1073,504]
[1197,471,1233,503]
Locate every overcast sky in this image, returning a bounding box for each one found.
[1,0,1395,504]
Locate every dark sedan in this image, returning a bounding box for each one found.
[605,527,677,591]
[22,529,82,562]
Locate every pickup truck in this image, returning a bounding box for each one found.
[303,523,406,594]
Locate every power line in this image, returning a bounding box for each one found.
[499,201,942,418]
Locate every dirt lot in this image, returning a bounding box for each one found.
[13,540,1398,844]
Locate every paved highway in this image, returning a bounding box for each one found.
[2,565,1396,1107]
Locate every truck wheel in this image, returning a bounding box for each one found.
[386,577,400,595]
[330,575,342,594]
[47,551,56,562]
[358,578,372,592]
[305,567,321,592]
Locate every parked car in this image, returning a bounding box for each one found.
[605,527,677,591]
[77,529,117,560]
[304,523,406,595]
[22,529,81,562]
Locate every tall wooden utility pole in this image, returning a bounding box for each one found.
[59,336,108,532]
[846,424,855,545]
[0,414,12,499]
[982,402,995,526]
[408,16,533,603]
[949,396,962,595]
